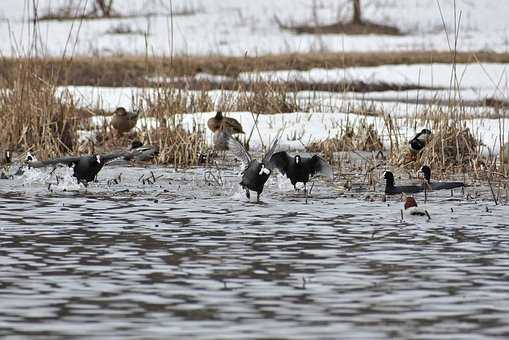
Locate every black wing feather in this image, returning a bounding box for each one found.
[269,151,291,175]
[305,155,333,178]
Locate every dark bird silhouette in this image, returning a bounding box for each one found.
[208,111,244,135]
[226,134,280,202]
[383,171,423,195]
[27,146,158,186]
[269,151,333,191]
[419,165,465,191]
[1,151,11,165]
[409,129,432,153]
[110,107,139,135]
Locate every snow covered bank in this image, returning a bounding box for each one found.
[2,0,509,57]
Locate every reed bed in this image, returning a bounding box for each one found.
[0,62,81,160]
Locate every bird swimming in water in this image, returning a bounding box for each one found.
[226,133,280,202]
[403,197,428,216]
[418,165,465,191]
[128,141,159,162]
[110,107,139,135]
[207,111,244,135]
[383,171,423,195]
[409,129,432,153]
[269,151,333,193]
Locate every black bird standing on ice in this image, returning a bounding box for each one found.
[383,171,423,195]
[269,151,333,193]
[226,133,280,202]
[409,129,432,153]
[419,165,465,191]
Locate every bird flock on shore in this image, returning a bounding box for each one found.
[0,108,467,206]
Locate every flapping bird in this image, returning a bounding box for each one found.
[208,111,244,135]
[269,151,332,191]
[418,165,465,191]
[110,107,139,135]
[409,129,432,153]
[383,171,423,195]
[27,146,158,185]
[226,133,280,202]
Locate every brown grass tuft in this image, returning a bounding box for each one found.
[0,62,81,159]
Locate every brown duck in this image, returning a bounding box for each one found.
[110,107,139,135]
[207,111,244,135]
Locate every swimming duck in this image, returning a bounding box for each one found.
[207,112,244,135]
[226,133,280,202]
[127,141,159,162]
[409,129,432,153]
[404,197,427,216]
[110,107,139,135]
[383,171,423,195]
[269,151,333,191]
[419,165,465,191]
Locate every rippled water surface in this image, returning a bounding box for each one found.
[1,165,509,339]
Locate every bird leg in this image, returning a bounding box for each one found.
[304,183,308,204]
[256,192,261,203]
[245,188,250,200]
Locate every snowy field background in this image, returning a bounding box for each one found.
[1,0,509,57]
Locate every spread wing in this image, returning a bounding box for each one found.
[101,151,130,164]
[305,155,333,179]
[226,134,251,170]
[268,151,291,175]
[27,156,81,168]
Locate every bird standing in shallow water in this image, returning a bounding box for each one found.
[226,133,280,202]
[383,171,423,195]
[207,111,244,135]
[409,129,432,153]
[418,165,465,191]
[110,107,139,135]
[269,151,333,194]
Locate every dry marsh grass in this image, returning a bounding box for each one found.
[0,63,81,159]
[2,51,509,87]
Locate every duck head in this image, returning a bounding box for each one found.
[114,107,128,116]
[404,197,418,210]
[416,129,432,142]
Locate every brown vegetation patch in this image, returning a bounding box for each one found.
[278,20,400,36]
[307,120,383,161]
[0,63,82,159]
[1,51,508,87]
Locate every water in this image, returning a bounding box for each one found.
[1,165,509,339]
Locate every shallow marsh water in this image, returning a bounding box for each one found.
[0,165,509,339]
